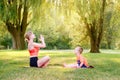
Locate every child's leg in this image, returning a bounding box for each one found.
[63,63,77,68]
[37,56,50,68]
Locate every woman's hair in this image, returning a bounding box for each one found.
[24,31,32,42]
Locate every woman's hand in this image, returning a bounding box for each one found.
[39,35,44,42]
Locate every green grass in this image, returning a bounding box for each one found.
[0,50,120,80]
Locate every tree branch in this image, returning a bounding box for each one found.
[21,0,28,33]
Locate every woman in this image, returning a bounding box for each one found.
[24,31,50,68]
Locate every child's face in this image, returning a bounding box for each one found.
[74,47,83,55]
[74,47,80,54]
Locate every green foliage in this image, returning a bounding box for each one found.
[30,20,71,49]
[0,22,12,49]
[76,0,102,24]
[102,1,120,49]
[0,0,120,50]
[0,34,12,49]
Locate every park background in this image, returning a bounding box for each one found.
[0,0,120,52]
[0,0,120,80]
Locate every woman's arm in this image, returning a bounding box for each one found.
[33,35,46,48]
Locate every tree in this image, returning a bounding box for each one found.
[104,1,120,49]
[0,0,42,50]
[76,0,106,53]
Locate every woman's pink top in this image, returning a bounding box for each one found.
[29,47,39,56]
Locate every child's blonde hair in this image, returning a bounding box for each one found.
[24,31,32,41]
[75,46,83,54]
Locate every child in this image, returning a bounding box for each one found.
[63,46,94,68]
[24,31,50,68]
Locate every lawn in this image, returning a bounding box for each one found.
[0,50,120,80]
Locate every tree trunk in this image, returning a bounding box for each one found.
[6,22,26,50]
[90,37,100,53]
[11,32,25,50]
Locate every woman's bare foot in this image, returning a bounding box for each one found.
[63,63,67,67]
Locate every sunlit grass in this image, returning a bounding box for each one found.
[0,50,120,80]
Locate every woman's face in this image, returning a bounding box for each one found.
[30,32,36,39]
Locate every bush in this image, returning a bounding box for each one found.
[0,45,5,49]
[0,35,12,49]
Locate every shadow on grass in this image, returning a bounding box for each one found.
[48,63,63,66]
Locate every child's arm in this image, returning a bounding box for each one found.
[77,56,84,68]
[78,60,84,68]
[78,62,84,68]
[84,58,89,67]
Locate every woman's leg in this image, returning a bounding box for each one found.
[37,56,50,68]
